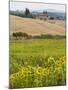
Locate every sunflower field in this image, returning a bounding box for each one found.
[9,39,66,88]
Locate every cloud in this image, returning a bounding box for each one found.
[10,2,65,12]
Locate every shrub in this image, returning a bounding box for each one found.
[12,32,28,39]
[12,32,66,40]
[49,17,54,20]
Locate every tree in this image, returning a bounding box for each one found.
[22,33,28,38]
[43,11,46,14]
[43,11,48,17]
[18,32,23,39]
[49,16,54,20]
[25,8,30,17]
[13,32,28,39]
[13,32,18,39]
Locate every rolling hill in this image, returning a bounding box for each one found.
[10,15,65,36]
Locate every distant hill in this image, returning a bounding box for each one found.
[10,15,65,36]
[32,11,65,20]
[48,12,65,20]
[10,10,65,20]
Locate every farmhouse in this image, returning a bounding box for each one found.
[36,11,48,20]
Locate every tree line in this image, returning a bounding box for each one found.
[12,32,66,40]
[10,8,35,19]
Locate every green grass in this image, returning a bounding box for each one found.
[9,38,66,88]
[10,39,65,56]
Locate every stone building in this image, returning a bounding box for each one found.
[36,11,48,20]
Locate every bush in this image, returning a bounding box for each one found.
[12,32,66,40]
[49,17,54,20]
[12,32,28,39]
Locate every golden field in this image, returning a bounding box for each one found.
[10,15,65,36]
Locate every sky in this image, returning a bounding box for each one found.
[10,1,66,12]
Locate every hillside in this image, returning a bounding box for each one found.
[10,15,65,36]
